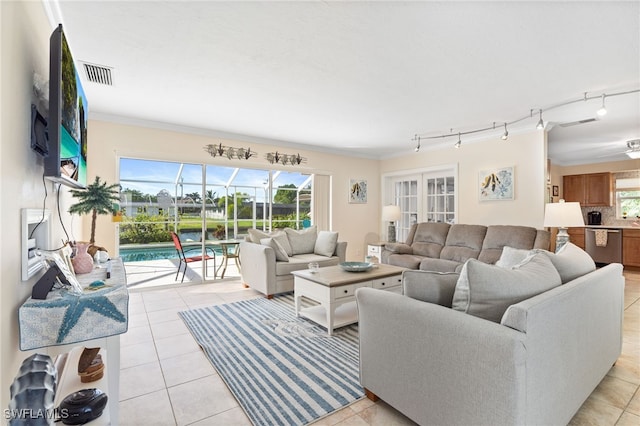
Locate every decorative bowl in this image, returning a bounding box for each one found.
[340,262,373,272]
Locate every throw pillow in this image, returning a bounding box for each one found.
[248,229,293,256]
[495,246,534,269]
[284,226,317,255]
[260,238,289,262]
[535,242,596,284]
[451,253,562,322]
[314,231,339,257]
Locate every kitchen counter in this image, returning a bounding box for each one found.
[585,224,640,229]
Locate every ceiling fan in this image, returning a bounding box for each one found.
[626,139,640,159]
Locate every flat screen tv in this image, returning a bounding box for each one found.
[45,24,88,189]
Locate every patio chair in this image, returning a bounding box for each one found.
[170,232,217,282]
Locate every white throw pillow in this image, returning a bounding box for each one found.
[314,231,338,257]
[495,246,534,269]
[284,226,317,255]
[451,253,562,322]
[260,238,289,262]
[535,243,596,283]
[248,229,293,256]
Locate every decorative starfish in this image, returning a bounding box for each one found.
[38,287,127,343]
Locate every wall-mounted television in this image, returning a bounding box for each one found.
[45,24,88,189]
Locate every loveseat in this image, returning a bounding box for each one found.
[239,226,347,297]
[356,243,625,425]
[382,222,550,272]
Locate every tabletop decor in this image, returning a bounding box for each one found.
[340,261,374,272]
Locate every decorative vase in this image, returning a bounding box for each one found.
[72,242,94,274]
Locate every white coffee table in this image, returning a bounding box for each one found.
[291,264,405,335]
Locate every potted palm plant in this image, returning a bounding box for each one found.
[68,177,120,270]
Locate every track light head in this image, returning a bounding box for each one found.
[597,94,607,116]
[454,133,461,149]
[501,123,509,140]
[414,136,421,152]
[536,110,544,130]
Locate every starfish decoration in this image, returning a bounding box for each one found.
[39,287,127,343]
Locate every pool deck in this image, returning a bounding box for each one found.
[124,257,241,291]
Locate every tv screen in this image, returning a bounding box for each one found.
[46,24,88,189]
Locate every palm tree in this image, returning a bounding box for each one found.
[69,176,120,244]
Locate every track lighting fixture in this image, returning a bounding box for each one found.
[536,110,544,130]
[411,88,638,152]
[597,94,607,116]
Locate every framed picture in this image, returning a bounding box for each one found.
[479,167,514,201]
[553,185,559,197]
[349,179,367,204]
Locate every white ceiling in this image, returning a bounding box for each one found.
[45,1,640,166]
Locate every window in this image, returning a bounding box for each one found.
[616,176,640,219]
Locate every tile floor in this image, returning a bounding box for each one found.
[119,266,640,425]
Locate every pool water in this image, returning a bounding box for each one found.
[120,244,225,262]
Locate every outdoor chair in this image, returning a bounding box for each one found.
[170,232,217,282]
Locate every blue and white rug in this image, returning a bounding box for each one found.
[178,294,364,426]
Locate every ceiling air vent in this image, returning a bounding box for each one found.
[558,118,597,128]
[81,62,113,86]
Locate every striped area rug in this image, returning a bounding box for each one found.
[178,294,364,425]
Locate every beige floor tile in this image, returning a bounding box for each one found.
[626,388,640,416]
[127,311,150,328]
[146,307,187,325]
[569,396,624,426]
[160,350,217,387]
[119,360,166,401]
[617,411,640,426]
[590,376,638,410]
[188,407,252,425]
[168,375,239,426]
[155,332,201,360]
[358,401,417,425]
[120,323,153,347]
[143,296,189,313]
[334,414,369,426]
[120,341,158,369]
[349,397,376,413]
[150,318,191,340]
[313,407,358,425]
[119,388,176,426]
[179,293,227,309]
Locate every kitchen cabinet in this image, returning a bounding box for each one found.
[623,229,640,267]
[568,227,585,250]
[562,173,612,206]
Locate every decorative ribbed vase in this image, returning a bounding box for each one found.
[72,242,94,274]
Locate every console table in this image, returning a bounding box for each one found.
[18,258,128,424]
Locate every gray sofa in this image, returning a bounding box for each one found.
[239,226,347,297]
[382,222,550,272]
[356,244,625,425]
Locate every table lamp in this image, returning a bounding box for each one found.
[543,199,584,252]
[382,205,402,242]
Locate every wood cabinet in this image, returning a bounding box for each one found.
[567,227,585,250]
[562,173,612,206]
[623,229,640,267]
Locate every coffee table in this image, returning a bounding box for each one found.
[291,264,405,335]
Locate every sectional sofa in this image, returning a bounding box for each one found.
[356,243,625,425]
[381,222,550,271]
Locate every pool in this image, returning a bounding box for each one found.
[119,244,225,262]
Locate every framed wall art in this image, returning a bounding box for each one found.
[349,179,367,204]
[479,166,514,201]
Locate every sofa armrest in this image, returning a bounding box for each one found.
[239,241,276,295]
[384,242,413,254]
[402,270,459,307]
[355,287,526,425]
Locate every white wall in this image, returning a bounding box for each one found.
[380,130,548,228]
[87,120,381,261]
[0,0,82,409]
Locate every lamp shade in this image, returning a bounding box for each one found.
[543,200,584,228]
[382,205,401,222]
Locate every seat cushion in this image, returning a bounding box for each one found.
[419,257,462,273]
[275,254,339,276]
[451,253,562,322]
